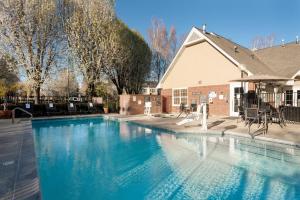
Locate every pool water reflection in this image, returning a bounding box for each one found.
[32,117,300,200]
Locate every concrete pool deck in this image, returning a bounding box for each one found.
[0,119,40,200]
[107,114,300,147]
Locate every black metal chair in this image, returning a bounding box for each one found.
[237,106,245,123]
[177,103,187,118]
[190,103,197,112]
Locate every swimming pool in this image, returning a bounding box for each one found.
[32,117,300,200]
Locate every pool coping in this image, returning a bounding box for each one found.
[21,114,300,148]
[105,115,300,148]
[19,113,300,150]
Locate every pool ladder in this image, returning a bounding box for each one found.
[11,107,33,124]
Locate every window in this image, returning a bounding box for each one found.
[173,88,188,106]
[150,88,156,94]
[285,90,293,106]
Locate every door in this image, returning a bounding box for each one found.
[230,83,246,116]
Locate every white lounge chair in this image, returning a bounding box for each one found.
[176,104,204,125]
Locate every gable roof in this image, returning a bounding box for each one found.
[198,28,277,76]
[254,42,300,78]
[158,27,299,88]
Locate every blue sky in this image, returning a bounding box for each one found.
[116,0,300,48]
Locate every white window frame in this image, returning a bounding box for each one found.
[172,88,188,107]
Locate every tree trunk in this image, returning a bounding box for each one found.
[34,86,40,105]
[115,86,122,95]
[87,82,96,100]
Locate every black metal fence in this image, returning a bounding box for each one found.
[0,95,120,116]
[0,96,90,104]
[282,106,300,123]
[242,92,300,107]
[242,91,300,123]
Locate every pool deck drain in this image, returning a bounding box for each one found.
[0,120,40,200]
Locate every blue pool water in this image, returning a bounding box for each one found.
[32,117,300,200]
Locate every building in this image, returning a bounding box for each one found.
[157,26,300,116]
[142,81,158,95]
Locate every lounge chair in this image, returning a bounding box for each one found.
[24,103,33,113]
[87,102,97,114]
[176,104,204,125]
[46,103,62,116]
[68,103,77,114]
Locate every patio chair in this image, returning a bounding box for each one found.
[190,103,197,112]
[46,103,62,116]
[176,104,204,125]
[177,103,189,118]
[237,106,245,123]
[271,106,286,127]
[245,108,268,135]
[68,103,77,115]
[24,103,33,113]
[87,102,97,114]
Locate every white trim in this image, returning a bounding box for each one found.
[229,82,243,117]
[157,27,253,89]
[293,85,300,106]
[184,38,205,47]
[292,70,300,79]
[172,87,188,107]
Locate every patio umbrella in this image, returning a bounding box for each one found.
[230,74,294,110]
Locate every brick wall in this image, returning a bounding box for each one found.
[161,84,230,116]
[119,94,162,115]
[161,89,172,113]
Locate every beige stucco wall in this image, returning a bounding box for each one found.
[161,41,241,89]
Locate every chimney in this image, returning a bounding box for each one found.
[281,39,285,47]
[202,24,206,34]
[296,36,299,44]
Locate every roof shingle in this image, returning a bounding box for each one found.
[255,42,300,78]
[196,28,300,78]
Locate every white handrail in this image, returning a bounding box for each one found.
[12,107,33,124]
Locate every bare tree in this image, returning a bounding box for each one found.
[45,69,79,96]
[148,18,177,83]
[64,0,115,98]
[0,0,62,104]
[251,33,276,50]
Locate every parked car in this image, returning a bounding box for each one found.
[69,97,82,102]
